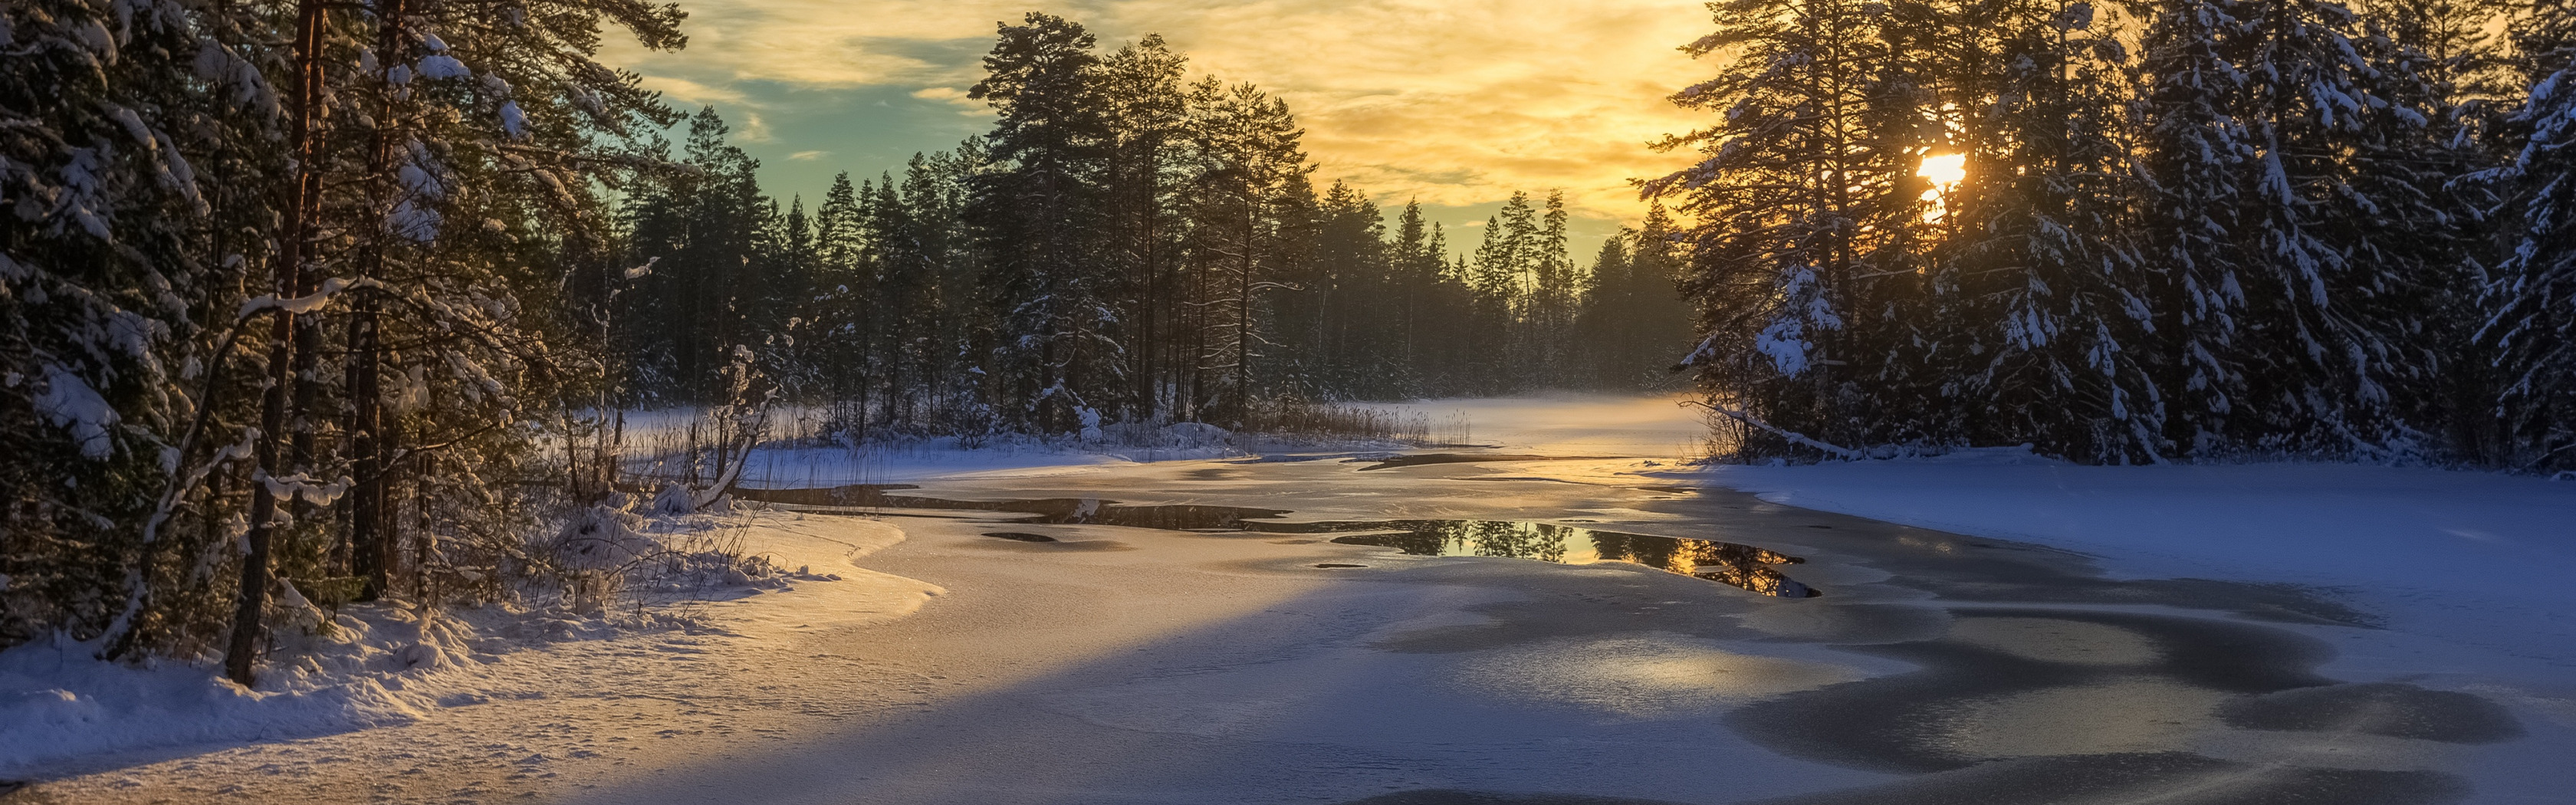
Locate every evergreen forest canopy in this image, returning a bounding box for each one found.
[614,17,1695,437]
[1653,0,2576,469]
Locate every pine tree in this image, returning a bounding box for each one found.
[624,108,775,403]
[1099,36,1192,421]
[1467,192,1536,391]
[807,172,869,425]
[1179,77,1309,423]
[968,13,1114,432]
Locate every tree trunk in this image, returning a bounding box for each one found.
[228,0,328,688]
[349,300,386,597]
[1235,200,1256,426]
[350,0,411,601]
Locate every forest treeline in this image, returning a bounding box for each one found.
[0,3,1686,675]
[613,18,1691,436]
[1655,0,2576,468]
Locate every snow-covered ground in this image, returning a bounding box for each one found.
[1672,448,2576,669]
[9,393,2573,803]
[0,510,935,782]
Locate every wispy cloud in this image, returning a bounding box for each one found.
[635,74,752,107]
[789,150,831,160]
[600,0,1711,221]
[734,111,776,143]
[911,86,995,117]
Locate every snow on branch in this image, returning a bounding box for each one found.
[235,277,386,321]
[255,471,351,506]
[33,364,120,459]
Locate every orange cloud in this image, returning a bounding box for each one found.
[600,0,1712,222]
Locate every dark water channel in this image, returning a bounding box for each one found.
[731,484,1819,597]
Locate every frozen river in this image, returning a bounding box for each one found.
[572,452,2525,805]
[15,395,2569,804]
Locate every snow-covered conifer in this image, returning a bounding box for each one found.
[2,0,281,652]
[968,13,1116,432]
[1937,0,2165,462]
[2483,1,2576,470]
[1648,0,1925,455]
[2129,0,2450,457]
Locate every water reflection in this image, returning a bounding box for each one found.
[1320,521,1819,598]
[734,484,1293,530]
[1356,453,1602,471]
[731,484,1816,597]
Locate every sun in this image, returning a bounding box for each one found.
[1917,153,1967,221]
[1917,153,1966,192]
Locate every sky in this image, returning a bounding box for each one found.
[595,0,1715,257]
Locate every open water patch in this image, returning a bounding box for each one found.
[734,484,1818,597]
[1316,521,1819,598]
[982,532,1058,543]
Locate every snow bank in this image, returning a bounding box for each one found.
[1676,448,2576,665]
[0,507,895,779]
[0,613,451,776]
[0,596,702,778]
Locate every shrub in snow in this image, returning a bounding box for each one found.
[652,484,699,517]
[1162,421,1231,449]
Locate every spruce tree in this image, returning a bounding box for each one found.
[1388,202,1468,393]
[4,0,280,655]
[1575,235,1637,386]
[1648,0,1920,454]
[1528,192,1580,384]
[2483,0,2576,470]
[2132,0,2256,455]
[1940,0,2164,461]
